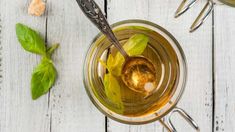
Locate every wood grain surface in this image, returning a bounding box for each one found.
[0,0,235,132]
[214,4,235,132]
[106,0,213,132]
[0,0,50,132]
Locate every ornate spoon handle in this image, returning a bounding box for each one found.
[76,0,129,58]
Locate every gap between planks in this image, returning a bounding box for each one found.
[44,0,52,132]
[212,9,216,132]
[104,0,109,131]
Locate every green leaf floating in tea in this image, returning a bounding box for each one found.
[104,73,124,113]
[101,34,149,114]
[107,34,149,76]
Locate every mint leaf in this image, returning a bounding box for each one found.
[16,23,46,55]
[31,57,57,100]
[104,73,124,114]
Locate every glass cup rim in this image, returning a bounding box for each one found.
[218,0,235,7]
[83,19,188,124]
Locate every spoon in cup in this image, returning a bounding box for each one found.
[76,0,157,96]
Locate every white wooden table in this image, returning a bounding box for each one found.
[0,0,235,132]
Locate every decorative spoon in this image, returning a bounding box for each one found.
[76,0,157,96]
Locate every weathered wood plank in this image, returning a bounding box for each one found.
[46,0,105,132]
[0,0,50,132]
[0,3,3,132]
[107,0,213,132]
[107,0,163,131]
[214,5,235,132]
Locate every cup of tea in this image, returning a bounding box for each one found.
[83,19,200,131]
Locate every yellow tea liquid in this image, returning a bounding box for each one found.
[96,26,180,116]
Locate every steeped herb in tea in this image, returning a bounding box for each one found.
[103,34,149,76]
[100,34,149,113]
[96,26,180,116]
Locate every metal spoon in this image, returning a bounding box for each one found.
[76,0,157,96]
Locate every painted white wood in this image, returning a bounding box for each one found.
[0,0,50,132]
[106,1,163,131]
[214,5,235,132]
[2,0,235,132]
[45,0,105,132]
[107,0,213,132]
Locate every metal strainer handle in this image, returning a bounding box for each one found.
[175,0,214,32]
[159,107,200,132]
[175,0,198,18]
[190,1,214,32]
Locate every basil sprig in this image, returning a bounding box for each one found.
[16,23,59,100]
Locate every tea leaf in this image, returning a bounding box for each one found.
[109,34,149,76]
[16,23,46,56]
[107,54,115,69]
[99,59,109,70]
[99,54,115,71]
[104,73,124,113]
[31,57,57,100]
[101,34,149,114]
[123,34,149,55]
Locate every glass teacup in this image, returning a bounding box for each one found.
[83,19,199,131]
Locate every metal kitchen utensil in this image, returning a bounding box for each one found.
[76,0,159,97]
[175,0,235,32]
[77,0,200,131]
[82,18,201,131]
[76,0,129,58]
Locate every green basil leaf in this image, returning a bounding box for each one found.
[31,57,57,100]
[108,34,149,76]
[104,73,124,114]
[16,23,46,55]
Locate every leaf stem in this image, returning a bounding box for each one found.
[46,43,59,58]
